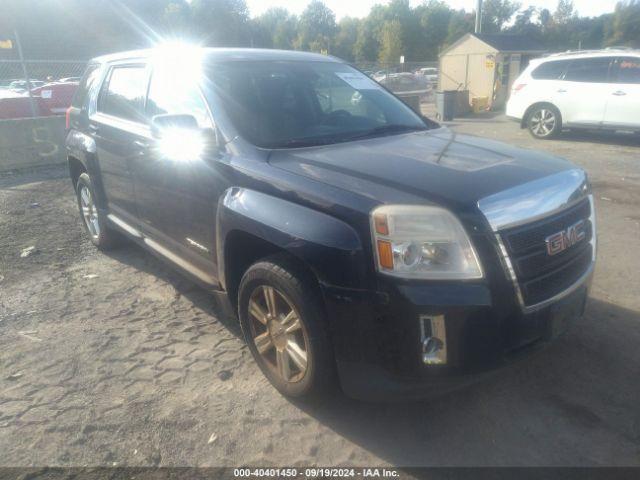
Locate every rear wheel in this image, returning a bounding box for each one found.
[238,255,335,399]
[75,173,122,249]
[527,105,562,139]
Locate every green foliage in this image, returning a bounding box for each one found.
[378,20,403,63]
[2,0,636,63]
[295,0,337,53]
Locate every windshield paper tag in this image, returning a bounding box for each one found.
[335,72,381,90]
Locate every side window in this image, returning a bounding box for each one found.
[71,64,101,109]
[564,57,613,83]
[613,57,640,84]
[98,65,148,123]
[531,60,569,80]
[146,64,212,128]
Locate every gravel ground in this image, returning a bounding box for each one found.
[1,114,639,467]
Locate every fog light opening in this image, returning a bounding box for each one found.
[420,315,447,365]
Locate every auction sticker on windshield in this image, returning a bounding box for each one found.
[335,72,382,90]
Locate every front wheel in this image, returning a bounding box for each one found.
[238,255,335,399]
[527,105,562,139]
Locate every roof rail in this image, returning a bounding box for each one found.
[544,47,639,58]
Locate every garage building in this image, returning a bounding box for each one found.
[439,33,546,109]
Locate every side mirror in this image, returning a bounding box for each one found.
[150,114,199,139]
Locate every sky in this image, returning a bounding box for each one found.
[245,0,619,20]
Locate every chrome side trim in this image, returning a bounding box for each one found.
[144,237,216,286]
[107,214,216,286]
[107,214,142,238]
[478,169,590,232]
[492,193,596,313]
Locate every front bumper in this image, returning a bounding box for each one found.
[322,271,591,401]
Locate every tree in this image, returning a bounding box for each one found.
[295,0,337,53]
[553,0,576,25]
[607,0,640,48]
[252,8,297,49]
[333,17,360,61]
[481,0,521,33]
[444,9,475,46]
[418,0,453,60]
[189,0,251,47]
[378,19,403,64]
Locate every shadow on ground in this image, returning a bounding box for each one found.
[292,297,640,465]
[104,240,640,465]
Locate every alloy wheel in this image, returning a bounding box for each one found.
[79,185,100,239]
[530,108,557,138]
[248,285,309,383]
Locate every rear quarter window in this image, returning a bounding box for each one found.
[71,64,101,109]
[531,60,569,80]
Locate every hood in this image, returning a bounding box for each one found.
[268,128,576,212]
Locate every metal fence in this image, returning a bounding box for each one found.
[0,60,87,87]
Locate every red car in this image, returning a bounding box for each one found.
[31,81,78,116]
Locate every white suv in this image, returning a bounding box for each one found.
[506,50,640,139]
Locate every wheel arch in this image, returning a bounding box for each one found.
[217,188,367,307]
[522,101,563,129]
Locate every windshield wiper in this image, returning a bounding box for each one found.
[345,124,427,141]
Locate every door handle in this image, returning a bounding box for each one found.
[612,90,627,96]
[88,123,99,134]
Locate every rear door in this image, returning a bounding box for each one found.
[90,62,150,225]
[603,56,640,129]
[558,57,613,127]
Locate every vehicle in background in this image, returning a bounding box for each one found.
[507,49,640,139]
[416,67,439,85]
[8,79,45,92]
[0,78,23,89]
[59,76,82,83]
[32,81,79,115]
[377,72,431,95]
[0,95,43,119]
[66,48,595,401]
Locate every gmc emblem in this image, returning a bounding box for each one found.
[545,220,586,256]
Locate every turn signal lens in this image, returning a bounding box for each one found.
[377,240,394,270]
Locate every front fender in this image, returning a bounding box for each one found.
[217,187,367,290]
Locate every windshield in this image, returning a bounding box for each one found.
[207,61,433,148]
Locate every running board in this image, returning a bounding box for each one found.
[107,213,216,286]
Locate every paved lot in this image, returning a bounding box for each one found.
[1,114,639,467]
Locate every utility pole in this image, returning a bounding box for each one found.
[475,0,483,34]
[14,28,37,117]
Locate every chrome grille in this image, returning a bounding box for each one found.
[499,198,593,307]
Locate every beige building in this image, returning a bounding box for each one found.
[439,33,546,109]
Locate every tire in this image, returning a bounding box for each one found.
[75,173,123,250]
[527,104,562,139]
[238,254,335,399]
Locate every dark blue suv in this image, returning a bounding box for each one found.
[66,47,596,400]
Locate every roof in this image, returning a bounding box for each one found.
[473,34,546,53]
[440,33,546,56]
[93,47,343,64]
[543,48,640,60]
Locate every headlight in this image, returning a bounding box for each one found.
[370,205,483,280]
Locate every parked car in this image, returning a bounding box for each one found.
[67,48,596,400]
[32,81,79,115]
[507,49,640,139]
[8,79,45,92]
[0,95,42,119]
[59,76,81,83]
[377,72,430,94]
[416,67,439,85]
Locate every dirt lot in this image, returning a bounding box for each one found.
[1,114,639,467]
